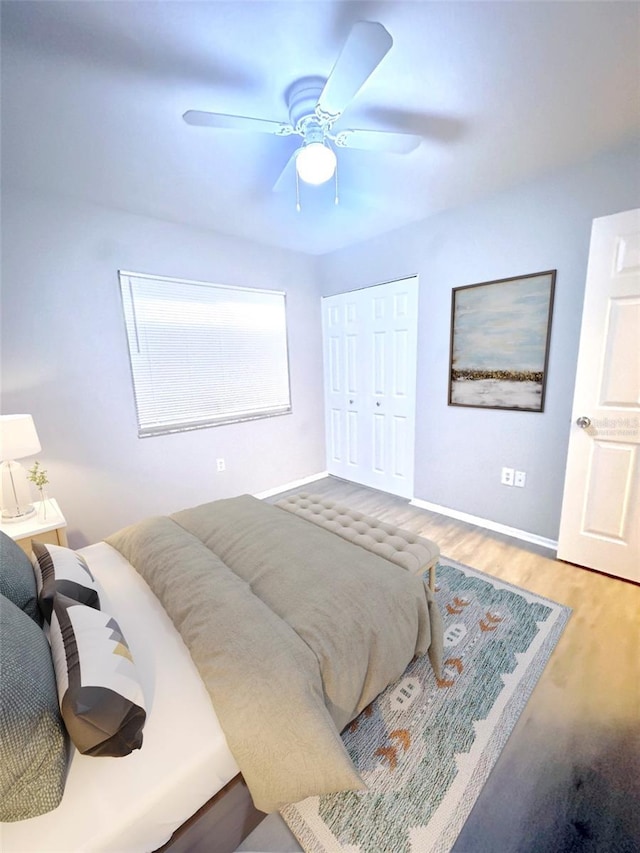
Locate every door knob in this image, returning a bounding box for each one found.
[576,416,591,429]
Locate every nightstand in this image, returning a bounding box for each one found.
[0,498,68,556]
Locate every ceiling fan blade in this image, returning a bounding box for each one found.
[183,110,295,136]
[273,149,299,192]
[316,21,393,121]
[334,128,421,154]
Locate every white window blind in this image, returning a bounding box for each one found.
[119,272,292,437]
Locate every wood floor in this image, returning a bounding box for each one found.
[246,476,640,853]
[166,476,639,852]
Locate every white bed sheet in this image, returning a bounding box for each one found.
[1,542,240,853]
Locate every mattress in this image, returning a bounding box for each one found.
[1,542,239,853]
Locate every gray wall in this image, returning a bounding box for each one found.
[1,189,325,546]
[317,140,640,540]
[3,141,638,547]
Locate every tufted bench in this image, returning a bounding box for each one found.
[275,493,439,591]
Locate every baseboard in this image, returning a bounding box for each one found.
[254,471,329,500]
[409,497,558,551]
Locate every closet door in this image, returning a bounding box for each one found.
[323,288,368,484]
[322,277,418,499]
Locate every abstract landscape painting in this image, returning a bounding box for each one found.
[449,270,556,412]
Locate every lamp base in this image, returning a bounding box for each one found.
[0,460,36,522]
[1,505,36,522]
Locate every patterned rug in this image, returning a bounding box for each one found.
[280,558,571,853]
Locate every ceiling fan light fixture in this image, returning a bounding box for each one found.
[296,142,337,185]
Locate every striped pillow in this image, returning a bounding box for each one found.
[49,594,146,757]
[32,542,100,622]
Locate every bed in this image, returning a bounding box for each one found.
[1,494,442,852]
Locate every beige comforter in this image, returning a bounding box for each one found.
[107,495,442,812]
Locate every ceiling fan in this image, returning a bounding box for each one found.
[183,21,421,206]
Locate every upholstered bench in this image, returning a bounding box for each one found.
[275,493,439,591]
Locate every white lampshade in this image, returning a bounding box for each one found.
[296,142,337,185]
[0,415,42,521]
[0,414,41,460]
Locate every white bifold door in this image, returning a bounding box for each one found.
[557,208,640,583]
[322,277,419,499]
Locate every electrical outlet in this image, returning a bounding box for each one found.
[216,458,226,472]
[514,470,526,488]
[501,467,514,486]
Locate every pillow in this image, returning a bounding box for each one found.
[32,541,100,622]
[0,593,68,821]
[0,530,42,625]
[50,593,146,757]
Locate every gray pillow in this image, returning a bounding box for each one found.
[0,530,42,625]
[0,593,68,821]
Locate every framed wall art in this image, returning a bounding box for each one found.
[448,270,556,412]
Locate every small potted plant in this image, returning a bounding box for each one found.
[27,461,49,519]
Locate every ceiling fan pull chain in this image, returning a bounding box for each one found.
[296,168,301,212]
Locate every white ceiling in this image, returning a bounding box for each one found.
[2,1,639,255]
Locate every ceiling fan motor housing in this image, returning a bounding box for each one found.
[287,76,328,131]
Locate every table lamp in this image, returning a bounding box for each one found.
[0,414,42,521]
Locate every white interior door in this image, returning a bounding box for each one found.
[557,208,640,582]
[322,277,418,499]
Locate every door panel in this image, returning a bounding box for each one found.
[394,291,409,318]
[346,335,358,394]
[392,416,408,478]
[322,278,418,498]
[600,299,639,405]
[557,209,640,582]
[329,409,342,463]
[328,336,341,393]
[373,413,385,472]
[373,332,386,394]
[582,443,636,540]
[394,329,409,396]
[346,411,358,466]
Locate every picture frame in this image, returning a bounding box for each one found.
[448,270,556,413]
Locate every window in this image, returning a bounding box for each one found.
[119,271,292,437]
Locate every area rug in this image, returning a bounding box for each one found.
[280,558,571,853]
